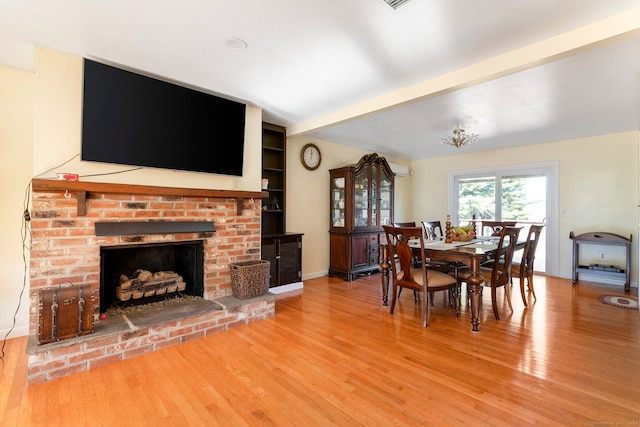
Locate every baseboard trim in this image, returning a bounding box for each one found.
[269,282,303,294]
[0,325,29,339]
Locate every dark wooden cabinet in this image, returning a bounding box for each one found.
[328,153,394,281]
[261,123,304,287]
[262,233,303,287]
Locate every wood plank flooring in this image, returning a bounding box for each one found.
[1,274,639,426]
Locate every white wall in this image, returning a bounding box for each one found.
[0,66,34,337]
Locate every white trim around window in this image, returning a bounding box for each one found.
[448,161,559,277]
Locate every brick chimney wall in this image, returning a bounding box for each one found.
[28,189,262,331]
[25,187,271,385]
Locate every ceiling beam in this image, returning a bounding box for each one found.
[288,7,640,137]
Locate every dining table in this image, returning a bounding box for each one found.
[379,237,525,332]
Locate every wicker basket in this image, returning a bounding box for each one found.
[230,260,270,299]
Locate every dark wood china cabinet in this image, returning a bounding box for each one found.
[328,153,395,281]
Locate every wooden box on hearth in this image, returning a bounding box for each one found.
[37,284,95,345]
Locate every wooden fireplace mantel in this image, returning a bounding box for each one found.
[31,178,268,216]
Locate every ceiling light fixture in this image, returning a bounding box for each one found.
[223,37,247,51]
[441,128,479,149]
[382,0,412,9]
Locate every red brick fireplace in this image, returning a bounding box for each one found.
[26,179,273,385]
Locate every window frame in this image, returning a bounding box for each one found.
[448,161,559,276]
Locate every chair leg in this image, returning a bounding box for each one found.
[452,285,460,316]
[422,290,429,327]
[520,274,528,307]
[505,282,514,313]
[528,273,537,301]
[389,284,398,314]
[491,285,500,320]
[397,287,420,304]
[429,291,434,306]
[520,272,538,305]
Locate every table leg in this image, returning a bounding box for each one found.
[381,264,389,306]
[380,245,389,306]
[467,257,483,332]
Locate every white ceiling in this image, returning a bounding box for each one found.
[1,0,639,160]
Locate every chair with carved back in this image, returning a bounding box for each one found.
[459,226,522,320]
[392,222,420,300]
[382,225,460,327]
[421,220,444,241]
[479,220,518,236]
[392,222,419,301]
[420,221,451,271]
[481,224,544,307]
[393,222,418,264]
[511,224,544,306]
[393,222,416,228]
[394,221,450,303]
[511,224,544,307]
[422,220,469,283]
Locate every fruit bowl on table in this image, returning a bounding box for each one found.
[451,234,473,242]
[450,225,475,242]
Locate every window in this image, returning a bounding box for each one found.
[449,162,558,275]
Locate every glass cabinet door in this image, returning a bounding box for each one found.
[371,166,377,227]
[379,169,392,226]
[354,166,369,229]
[331,176,346,228]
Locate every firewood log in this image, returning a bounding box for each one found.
[119,279,134,290]
[134,269,153,282]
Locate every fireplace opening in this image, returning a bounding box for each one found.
[100,240,205,313]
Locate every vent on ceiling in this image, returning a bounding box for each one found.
[382,0,412,10]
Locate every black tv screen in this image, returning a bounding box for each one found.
[81,59,246,176]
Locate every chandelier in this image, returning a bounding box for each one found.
[441,128,479,148]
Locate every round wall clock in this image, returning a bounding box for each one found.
[301,143,321,171]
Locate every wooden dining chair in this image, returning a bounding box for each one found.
[393,221,419,269]
[479,220,517,236]
[394,221,450,303]
[511,224,544,306]
[420,221,449,266]
[392,222,420,299]
[421,220,444,240]
[422,220,469,284]
[382,225,460,327]
[482,224,545,307]
[459,226,522,320]
[393,221,416,227]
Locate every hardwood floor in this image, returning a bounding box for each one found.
[1,274,639,426]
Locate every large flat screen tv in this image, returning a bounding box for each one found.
[81,59,246,176]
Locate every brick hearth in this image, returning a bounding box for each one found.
[27,180,273,385]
